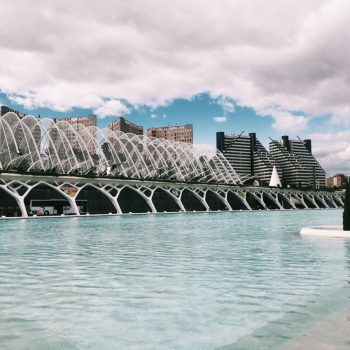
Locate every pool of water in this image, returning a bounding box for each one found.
[0,210,349,349]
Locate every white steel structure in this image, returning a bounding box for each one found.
[0,112,241,184]
[0,172,345,218]
[0,112,344,219]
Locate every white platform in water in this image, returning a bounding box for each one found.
[300,226,350,238]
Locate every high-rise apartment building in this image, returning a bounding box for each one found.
[216,132,252,178]
[216,132,275,184]
[269,136,326,188]
[146,124,193,144]
[217,132,326,188]
[108,117,143,135]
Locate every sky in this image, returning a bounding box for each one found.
[0,0,349,175]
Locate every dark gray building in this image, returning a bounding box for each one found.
[217,132,326,188]
[269,136,326,188]
[216,132,275,185]
[1,105,27,118]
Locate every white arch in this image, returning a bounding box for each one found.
[246,191,267,209]
[262,192,283,209]
[116,185,156,213]
[313,193,329,208]
[24,181,80,215]
[0,183,27,217]
[151,186,185,212]
[205,189,232,211]
[277,192,296,209]
[180,187,210,211]
[0,112,243,184]
[333,195,344,208]
[74,183,121,214]
[227,190,252,210]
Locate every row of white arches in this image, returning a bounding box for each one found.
[0,178,344,218]
[0,112,241,184]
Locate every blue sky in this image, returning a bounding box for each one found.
[0,92,338,148]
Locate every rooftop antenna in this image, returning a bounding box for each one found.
[297,136,306,145]
[222,131,244,154]
[231,131,244,140]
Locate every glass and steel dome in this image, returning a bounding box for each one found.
[0,112,242,185]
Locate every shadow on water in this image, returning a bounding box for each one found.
[217,238,350,350]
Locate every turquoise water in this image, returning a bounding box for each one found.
[0,210,349,349]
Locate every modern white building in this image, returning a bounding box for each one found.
[0,111,240,184]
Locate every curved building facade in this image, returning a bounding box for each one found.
[0,112,241,185]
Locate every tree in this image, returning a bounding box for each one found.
[343,184,350,231]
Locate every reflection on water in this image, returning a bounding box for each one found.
[0,210,349,350]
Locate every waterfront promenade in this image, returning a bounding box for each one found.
[281,308,350,350]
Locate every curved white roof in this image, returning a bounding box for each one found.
[0,112,242,185]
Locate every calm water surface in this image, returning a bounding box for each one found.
[0,210,349,349]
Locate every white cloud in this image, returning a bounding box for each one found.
[94,100,130,118]
[1,0,349,124]
[216,96,235,113]
[258,108,308,132]
[308,130,350,143]
[307,130,350,175]
[213,116,227,123]
[1,0,350,174]
[149,113,166,119]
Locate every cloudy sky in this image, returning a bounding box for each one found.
[0,0,349,175]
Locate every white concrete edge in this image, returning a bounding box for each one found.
[300,226,350,238]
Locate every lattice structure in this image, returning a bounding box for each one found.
[0,112,241,185]
[0,174,345,218]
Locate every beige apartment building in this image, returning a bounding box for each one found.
[108,117,143,135]
[54,114,97,128]
[51,114,97,154]
[146,124,193,144]
[327,174,349,188]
